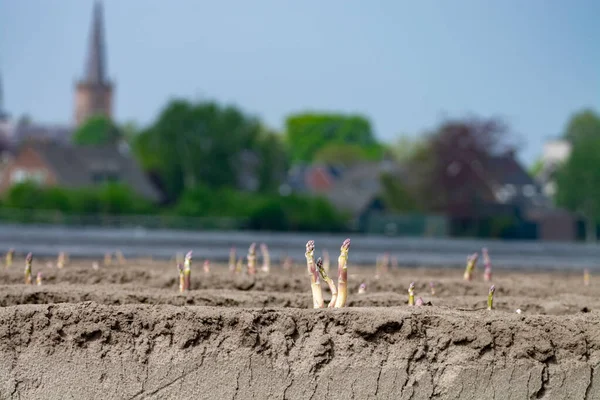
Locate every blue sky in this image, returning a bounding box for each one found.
[1,0,599,165]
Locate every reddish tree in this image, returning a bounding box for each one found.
[410,117,514,217]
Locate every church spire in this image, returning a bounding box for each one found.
[74,0,114,126]
[84,0,107,85]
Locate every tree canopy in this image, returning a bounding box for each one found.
[563,109,600,143]
[133,99,287,202]
[555,110,600,240]
[285,112,382,163]
[405,117,512,215]
[72,115,122,146]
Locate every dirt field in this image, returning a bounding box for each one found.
[1,255,599,399]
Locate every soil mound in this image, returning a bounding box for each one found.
[1,303,599,399]
[1,258,599,398]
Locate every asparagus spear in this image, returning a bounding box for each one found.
[5,248,14,269]
[177,263,185,293]
[305,241,324,309]
[316,257,337,308]
[334,239,351,308]
[24,252,33,285]
[463,253,478,281]
[358,283,366,294]
[247,243,257,275]
[260,243,270,273]
[57,252,65,269]
[408,282,415,306]
[183,251,192,291]
[487,285,496,310]
[36,272,43,286]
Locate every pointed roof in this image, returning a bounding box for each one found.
[83,1,108,85]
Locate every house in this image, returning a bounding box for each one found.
[0,140,162,202]
[480,150,550,210]
[325,161,404,229]
[451,149,579,240]
[286,164,344,193]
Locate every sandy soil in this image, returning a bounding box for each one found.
[1,256,599,399]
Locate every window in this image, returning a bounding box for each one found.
[10,168,47,184]
[11,168,27,183]
[522,184,536,197]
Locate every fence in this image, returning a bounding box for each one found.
[0,223,599,270]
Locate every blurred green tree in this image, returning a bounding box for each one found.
[133,99,286,202]
[556,112,600,241]
[285,113,382,163]
[313,143,372,167]
[563,109,600,143]
[72,115,122,145]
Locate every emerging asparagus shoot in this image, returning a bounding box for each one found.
[316,257,337,308]
[247,243,257,275]
[260,243,270,273]
[36,271,43,286]
[358,283,366,294]
[203,260,210,274]
[228,247,236,273]
[415,297,424,306]
[183,251,192,291]
[57,252,66,269]
[235,257,243,274]
[463,253,478,281]
[408,282,415,306]
[488,285,496,310]
[430,281,436,296]
[5,248,14,269]
[584,268,590,287]
[24,252,33,285]
[305,240,324,309]
[177,263,185,292]
[334,238,351,308]
[482,248,492,282]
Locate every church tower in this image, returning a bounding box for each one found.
[74,1,114,126]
